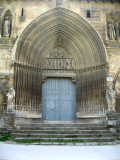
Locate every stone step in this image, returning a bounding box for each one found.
[15,123,105,126]
[15,126,108,130]
[12,133,113,138]
[15,137,115,143]
[15,124,107,130]
[13,130,111,134]
[13,123,115,143]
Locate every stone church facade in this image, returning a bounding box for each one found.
[0,0,120,128]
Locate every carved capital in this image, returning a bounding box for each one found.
[42,77,47,83]
[72,77,76,83]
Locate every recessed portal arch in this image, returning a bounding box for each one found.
[13,7,108,121]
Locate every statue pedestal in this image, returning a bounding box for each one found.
[106,110,119,132]
[15,113,42,126]
[7,105,14,113]
[3,112,15,131]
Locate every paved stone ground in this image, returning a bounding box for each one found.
[0,142,120,160]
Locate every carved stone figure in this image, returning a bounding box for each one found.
[7,86,15,112]
[56,0,63,7]
[107,21,115,40]
[3,19,10,37]
[114,20,119,41]
[106,83,116,111]
[44,47,73,70]
[119,22,120,38]
[49,47,68,58]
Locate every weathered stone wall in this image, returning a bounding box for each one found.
[0,47,13,72]
[108,52,120,79]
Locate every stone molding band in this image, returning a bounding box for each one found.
[14,62,108,74]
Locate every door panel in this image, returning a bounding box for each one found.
[42,78,76,121]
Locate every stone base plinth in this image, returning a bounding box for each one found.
[15,113,42,126]
[106,111,119,126]
[76,113,106,124]
[3,112,15,130]
[106,110,119,132]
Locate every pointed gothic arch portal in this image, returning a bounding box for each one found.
[14,8,108,122]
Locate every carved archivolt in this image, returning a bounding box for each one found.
[107,13,120,41]
[15,8,107,70]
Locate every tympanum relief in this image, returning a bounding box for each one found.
[44,47,74,69]
[43,47,75,77]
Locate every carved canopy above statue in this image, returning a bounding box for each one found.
[13,8,108,117]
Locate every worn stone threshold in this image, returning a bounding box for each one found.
[3,141,119,146]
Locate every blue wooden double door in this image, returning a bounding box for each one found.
[42,78,76,121]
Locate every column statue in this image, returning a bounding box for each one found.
[106,83,116,111]
[107,21,115,40]
[119,22,120,38]
[3,19,10,38]
[114,20,119,41]
[7,86,15,112]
